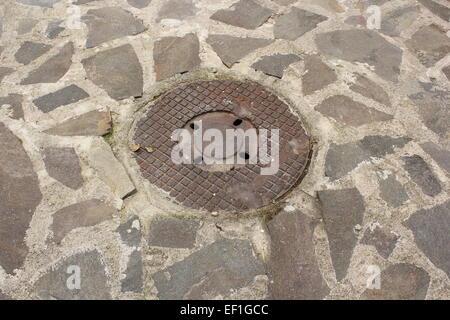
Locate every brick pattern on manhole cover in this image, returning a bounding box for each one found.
[133,80,311,212]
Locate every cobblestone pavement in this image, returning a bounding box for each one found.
[0,0,449,300]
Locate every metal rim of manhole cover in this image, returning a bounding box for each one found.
[132,80,311,212]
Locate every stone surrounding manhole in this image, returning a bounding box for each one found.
[148,218,200,249]
[44,110,112,136]
[302,55,337,96]
[133,80,311,212]
[211,0,273,30]
[252,54,301,78]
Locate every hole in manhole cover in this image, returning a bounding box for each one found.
[133,80,311,212]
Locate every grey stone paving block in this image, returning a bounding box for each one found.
[33,85,89,113]
[272,0,297,5]
[82,44,143,100]
[0,67,14,83]
[380,6,419,37]
[274,7,327,40]
[417,0,450,22]
[211,0,273,30]
[34,251,112,300]
[318,188,365,282]
[43,147,83,190]
[51,199,116,244]
[127,0,151,8]
[156,0,198,22]
[402,155,441,197]
[44,110,112,136]
[0,123,42,274]
[405,24,450,67]
[315,95,393,127]
[153,34,201,81]
[349,74,391,107]
[152,238,265,299]
[16,0,61,7]
[251,54,300,78]
[379,174,409,208]
[116,216,141,247]
[302,55,337,95]
[148,218,200,249]
[316,29,403,82]
[206,35,274,68]
[82,7,147,48]
[16,19,38,35]
[443,65,450,81]
[420,142,450,174]
[404,200,450,278]
[75,0,97,4]
[21,42,73,85]
[361,225,399,258]
[360,264,430,300]
[0,93,24,119]
[122,250,143,293]
[44,20,64,39]
[266,210,329,299]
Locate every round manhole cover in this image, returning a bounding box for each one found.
[133,80,311,212]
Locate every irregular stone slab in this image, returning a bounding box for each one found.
[152,238,265,299]
[0,94,24,119]
[379,174,409,208]
[315,95,393,127]
[127,0,150,8]
[0,67,14,83]
[316,29,403,82]
[88,139,136,200]
[33,85,89,113]
[318,188,365,282]
[420,142,450,174]
[82,44,143,100]
[443,65,450,81]
[153,34,201,81]
[45,110,112,136]
[0,123,42,274]
[34,251,112,300]
[82,7,147,48]
[148,218,200,249]
[21,42,73,85]
[350,74,391,106]
[302,55,337,95]
[43,147,83,190]
[267,210,329,299]
[380,6,419,37]
[274,7,327,41]
[405,25,450,67]
[116,216,141,248]
[75,0,97,4]
[122,250,143,293]
[325,136,411,180]
[404,201,450,278]
[211,0,272,30]
[156,0,198,22]
[408,82,449,139]
[251,54,300,78]
[51,199,115,244]
[272,0,297,5]
[361,224,399,258]
[44,20,64,39]
[301,0,344,13]
[16,0,61,7]
[17,19,38,35]
[360,264,430,300]
[417,0,450,22]
[206,35,274,68]
[402,155,441,197]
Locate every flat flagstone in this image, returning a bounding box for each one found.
[443,65,450,81]
[34,250,112,300]
[251,54,301,78]
[44,20,64,39]
[272,0,297,5]
[316,29,403,82]
[315,95,393,127]
[266,209,330,299]
[417,0,450,22]
[33,85,89,113]
[302,55,337,95]
[380,6,419,37]
[153,34,201,81]
[147,218,200,249]
[206,35,274,68]
[0,67,14,83]
[82,7,147,48]
[43,147,83,190]
[44,110,112,136]
[127,0,150,8]
[75,0,97,4]
[402,155,441,197]
[405,24,450,67]
[420,142,450,174]
[117,216,141,248]
[21,42,73,85]
[404,200,450,278]
[0,123,42,274]
[16,0,61,7]
[156,0,198,22]
[274,7,327,41]
[17,19,39,35]
[51,199,116,244]
[378,173,409,208]
[349,74,391,107]
[0,93,24,119]
[82,44,143,100]
[318,188,365,282]
[361,224,399,258]
[211,0,273,30]
[122,250,143,293]
[300,0,345,13]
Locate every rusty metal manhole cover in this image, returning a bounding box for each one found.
[133,80,311,212]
